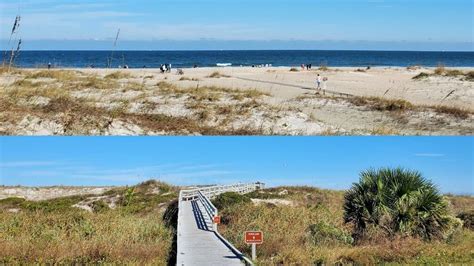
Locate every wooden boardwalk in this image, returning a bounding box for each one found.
[176,200,243,266]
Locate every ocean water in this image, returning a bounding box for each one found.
[2,50,473,68]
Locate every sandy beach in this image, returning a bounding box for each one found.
[1,66,473,135]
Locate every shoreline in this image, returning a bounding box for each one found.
[16,66,474,71]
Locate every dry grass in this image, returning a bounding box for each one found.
[413,67,473,81]
[349,96,413,112]
[413,72,431,80]
[370,126,400,135]
[0,180,176,264]
[0,70,273,135]
[289,68,299,72]
[218,187,474,265]
[465,71,474,81]
[434,105,471,119]
[24,70,79,81]
[434,64,446,75]
[207,71,230,78]
[179,76,200,81]
[104,71,132,79]
[0,66,23,75]
[318,65,329,71]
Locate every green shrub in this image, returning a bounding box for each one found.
[457,211,474,230]
[23,195,85,212]
[212,192,251,209]
[91,200,109,213]
[344,167,460,241]
[308,221,353,245]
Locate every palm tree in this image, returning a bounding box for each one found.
[344,167,460,241]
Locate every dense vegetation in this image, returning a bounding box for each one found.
[1,175,473,265]
[0,181,177,264]
[217,171,474,265]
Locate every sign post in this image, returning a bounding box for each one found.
[245,231,263,261]
[213,216,221,231]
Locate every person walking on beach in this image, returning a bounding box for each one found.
[316,74,322,91]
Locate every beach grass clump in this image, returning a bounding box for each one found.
[10,79,43,88]
[370,126,400,135]
[25,70,79,81]
[413,72,431,80]
[289,67,299,72]
[207,71,230,78]
[465,71,474,81]
[318,65,329,71]
[104,71,132,80]
[433,105,471,119]
[444,69,464,77]
[434,64,446,75]
[0,66,23,75]
[349,96,413,112]
[179,76,200,81]
[79,75,116,90]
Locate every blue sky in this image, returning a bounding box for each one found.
[0,137,472,194]
[0,0,473,50]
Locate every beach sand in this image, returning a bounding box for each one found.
[1,66,473,135]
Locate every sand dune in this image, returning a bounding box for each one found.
[1,66,472,135]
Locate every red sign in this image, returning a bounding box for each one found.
[213,216,221,224]
[245,231,263,244]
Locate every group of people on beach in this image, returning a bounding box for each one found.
[160,64,172,73]
[302,63,312,70]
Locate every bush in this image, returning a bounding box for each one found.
[212,192,251,209]
[465,71,474,81]
[413,72,430,80]
[91,200,109,213]
[308,221,353,245]
[344,167,460,241]
[457,211,474,230]
[434,65,446,75]
[445,70,464,77]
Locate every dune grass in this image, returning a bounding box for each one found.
[0,180,177,264]
[104,71,132,80]
[1,181,473,264]
[413,67,473,81]
[207,71,230,78]
[217,187,474,265]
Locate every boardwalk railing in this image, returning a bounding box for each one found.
[177,182,264,266]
